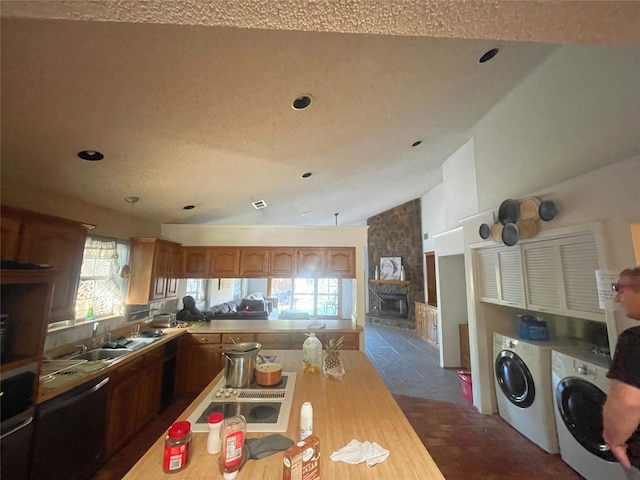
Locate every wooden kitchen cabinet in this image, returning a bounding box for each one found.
[296,248,326,277]
[415,302,438,348]
[105,346,164,459]
[326,248,356,277]
[240,248,270,277]
[177,334,224,394]
[166,243,181,298]
[209,247,240,277]
[127,238,181,304]
[181,246,210,278]
[269,248,296,277]
[415,301,427,342]
[0,270,55,378]
[1,206,92,322]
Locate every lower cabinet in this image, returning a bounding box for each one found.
[105,346,164,459]
[415,302,438,348]
[177,331,361,393]
[177,334,224,394]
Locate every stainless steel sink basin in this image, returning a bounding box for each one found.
[70,348,132,361]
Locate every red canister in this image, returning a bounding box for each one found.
[163,420,192,473]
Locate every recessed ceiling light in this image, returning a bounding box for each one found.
[124,196,139,204]
[78,150,104,161]
[411,140,422,147]
[478,47,500,64]
[252,200,267,209]
[301,172,312,178]
[292,95,313,110]
[183,205,195,210]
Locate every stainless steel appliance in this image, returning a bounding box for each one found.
[151,313,177,328]
[1,364,37,480]
[187,372,296,433]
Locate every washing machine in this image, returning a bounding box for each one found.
[493,332,580,453]
[551,347,626,480]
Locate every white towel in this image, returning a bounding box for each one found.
[330,439,390,467]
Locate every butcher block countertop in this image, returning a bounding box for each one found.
[123,350,445,480]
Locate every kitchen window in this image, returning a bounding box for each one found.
[270,278,340,318]
[74,236,130,321]
[185,278,207,303]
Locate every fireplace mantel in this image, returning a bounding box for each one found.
[370,280,410,286]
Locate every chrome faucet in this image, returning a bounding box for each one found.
[73,344,88,354]
[90,322,100,349]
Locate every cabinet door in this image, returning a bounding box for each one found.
[557,235,603,321]
[425,305,438,347]
[296,248,326,277]
[105,357,143,458]
[136,348,164,427]
[183,344,223,393]
[210,247,240,277]
[270,248,296,277]
[181,247,210,278]
[166,244,181,298]
[18,221,87,322]
[414,302,427,342]
[256,333,291,349]
[522,240,563,314]
[326,248,355,278]
[0,212,22,261]
[240,248,270,277]
[497,247,525,308]
[476,248,499,304]
[151,241,171,300]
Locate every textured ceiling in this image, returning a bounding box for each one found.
[1,1,638,226]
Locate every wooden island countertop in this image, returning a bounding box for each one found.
[123,350,445,480]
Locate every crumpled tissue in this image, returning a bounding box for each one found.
[329,439,390,467]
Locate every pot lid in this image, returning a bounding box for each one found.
[502,222,520,247]
[498,199,520,225]
[224,341,261,353]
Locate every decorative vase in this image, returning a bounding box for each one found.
[374,266,379,280]
[400,266,405,281]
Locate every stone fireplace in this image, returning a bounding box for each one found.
[366,199,425,330]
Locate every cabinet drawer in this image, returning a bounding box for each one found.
[223,333,256,344]
[256,333,291,348]
[189,334,222,344]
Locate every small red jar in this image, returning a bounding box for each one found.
[163,420,192,473]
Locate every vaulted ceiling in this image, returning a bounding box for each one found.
[2,1,638,226]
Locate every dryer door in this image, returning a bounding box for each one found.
[555,377,617,462]
[495,350,535,408]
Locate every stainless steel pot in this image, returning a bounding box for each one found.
[223,341,262,388]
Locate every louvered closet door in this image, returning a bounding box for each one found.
[558,234,604,321]
[497,247,525,308]
[476,248,499,303]
[522,241,563,314]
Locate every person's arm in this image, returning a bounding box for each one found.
[603,379,640,468]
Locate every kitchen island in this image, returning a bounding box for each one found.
[123,350,445,479]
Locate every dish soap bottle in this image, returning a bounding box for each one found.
[302,332,322,374]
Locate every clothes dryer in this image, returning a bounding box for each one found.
[551,347,626,480]
[493,332,580,453]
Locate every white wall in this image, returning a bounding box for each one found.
[436,254,468,367]
[443,138,478,231]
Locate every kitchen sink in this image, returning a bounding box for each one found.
[70,348,133,361]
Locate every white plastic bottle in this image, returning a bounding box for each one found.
[302,333,323,374]
[300,402,313,441]
[207,412,223,454]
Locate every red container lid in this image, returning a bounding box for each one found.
[168,420,191,438]
[208,412,224,424]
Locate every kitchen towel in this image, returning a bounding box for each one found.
[330,439,390,467]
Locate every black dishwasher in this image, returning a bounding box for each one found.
[30,375,109,480]
[160,338,178,412]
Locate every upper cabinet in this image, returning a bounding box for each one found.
[269,248,296,277]
[1,206,92,322]
[476,233,604,322]
[240,248,270,277]
[475,245,525,308]
[128,238,182,304]
[209,247,240,278]
[177,246,355,279]
[522,233,603,321]
[325,248,356,278]
[181,247,210,278]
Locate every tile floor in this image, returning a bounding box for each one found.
[93,324,585,479]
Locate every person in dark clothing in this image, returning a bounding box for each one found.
[604,267,640,480]
[176,295,212,321]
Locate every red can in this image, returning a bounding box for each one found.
[163,420,192,473]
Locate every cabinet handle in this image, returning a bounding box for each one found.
[201,337,209,342]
